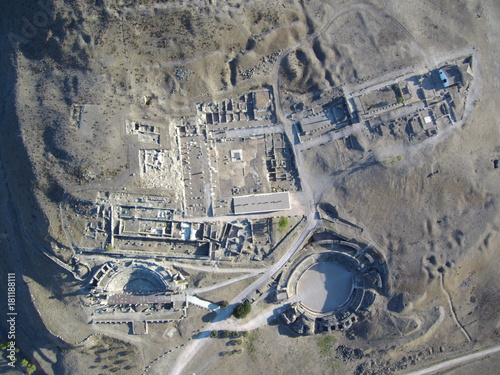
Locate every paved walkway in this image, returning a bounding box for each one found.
[186,295,219,311]
[225,124,284,138]
[187,272,263,295]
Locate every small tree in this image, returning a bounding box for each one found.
[278,216,289,233]
[233,301,251,319]
[242,331,249,338]
[210,330,218,338]
[222,330,230,338]
[27,364,36,375]
[219,300,229,308]
[231,331,239,338]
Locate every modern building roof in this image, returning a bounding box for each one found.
[233,191,290,215]
[231,149,243,162]
[439,65,462,88]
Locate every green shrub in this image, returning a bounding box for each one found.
[27,364,36,375]
[316,334,336,356]
[278,216,289,233]
[233,301,251,319]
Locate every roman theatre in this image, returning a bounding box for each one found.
[277,236,388,335]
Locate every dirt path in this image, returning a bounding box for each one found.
[440,274,472,343]
[186,272,263,295]
[168,261,264,274]
[404,345,500,375]
[166,210,318,375]
[161,302,289,375]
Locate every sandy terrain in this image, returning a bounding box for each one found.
[296,262,353,313]
[0,0,498,374]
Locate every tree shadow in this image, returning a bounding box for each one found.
[192,331,210,340]
[201,311,216,323]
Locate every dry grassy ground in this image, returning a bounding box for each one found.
[0,0,498,374]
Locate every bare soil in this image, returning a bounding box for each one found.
[0,0,498,375]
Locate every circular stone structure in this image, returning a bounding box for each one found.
[106,266,167,293]
[91,260,176,294]
[277,239,387,335]
[295,261,354,314]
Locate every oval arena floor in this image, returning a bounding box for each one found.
[296,261,354,313]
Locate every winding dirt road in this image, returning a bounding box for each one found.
[404,345,500,375]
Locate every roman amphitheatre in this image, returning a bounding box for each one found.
[0,1,499,375]
[278,238,387,335]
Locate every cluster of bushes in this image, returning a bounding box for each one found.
[210,330,247,339]
[0,341,36,374]
[21,359,37,375]
[393,83,404,104]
